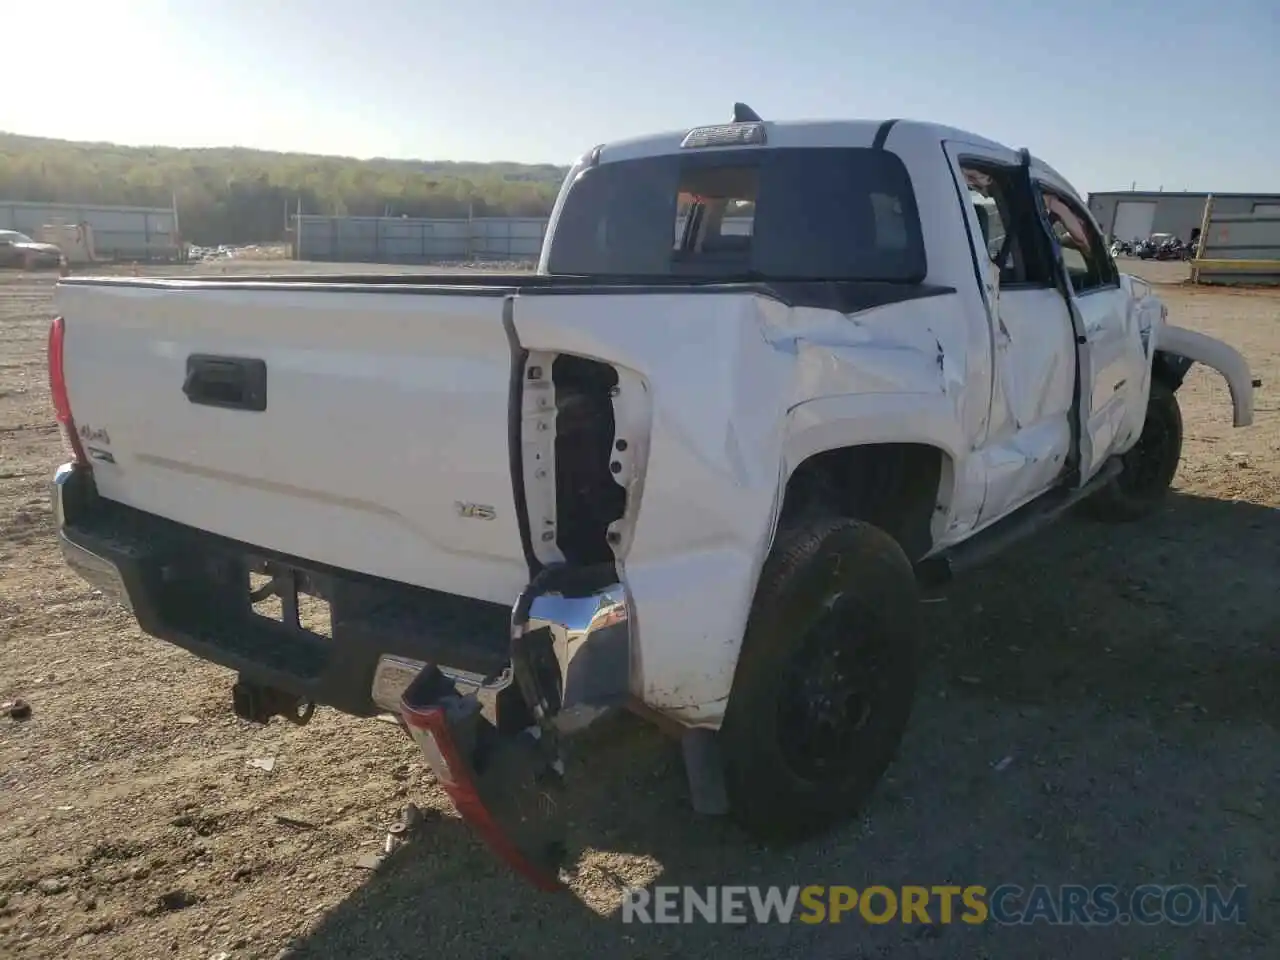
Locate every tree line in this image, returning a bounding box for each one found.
[0,132,567,245]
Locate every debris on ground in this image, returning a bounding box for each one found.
[384,802,427,851]
[273,813,319,830]
[398,802,425,832]
[247,756,277,773]
[5,698,32,720]
[153,889,201,913]
[993,755,1015,773]
[354,802,427,869]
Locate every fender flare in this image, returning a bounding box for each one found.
[783,392,965,469]
[781,391,966,521]
[1155,324,1255,427]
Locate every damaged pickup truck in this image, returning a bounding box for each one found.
[48,107,1256,888]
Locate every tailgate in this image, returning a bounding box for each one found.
[54,280,527,605]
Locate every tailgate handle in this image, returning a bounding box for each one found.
[183,355,267,412]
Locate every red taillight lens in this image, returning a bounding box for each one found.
[400,671,565,892]
[48,316,70,423]
[47,316,87,465]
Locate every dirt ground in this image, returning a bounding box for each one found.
[1,259,1276,959]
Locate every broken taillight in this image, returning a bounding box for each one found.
[47,316,87,466]
[399,666,566,891]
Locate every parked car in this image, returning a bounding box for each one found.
[0,229,65,270]
[47,109,1257,889]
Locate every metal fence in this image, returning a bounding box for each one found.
[0,200,181,262]
[294,213,759,264]
[1193,199,1280,285]
[294,215,549,263]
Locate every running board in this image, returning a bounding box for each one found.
[916,457,1122,587]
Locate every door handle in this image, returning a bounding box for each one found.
[183,355,268,411]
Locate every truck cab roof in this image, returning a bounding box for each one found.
[596,117,1081,205]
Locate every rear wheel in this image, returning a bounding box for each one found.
[719,518,920,844]
[1081,380,1183,523]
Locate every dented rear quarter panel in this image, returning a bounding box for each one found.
[511,270,1253,729]
[513,286,977,726]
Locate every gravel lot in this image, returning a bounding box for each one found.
[1,260,1276,959]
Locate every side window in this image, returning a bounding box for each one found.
[960,164,1024,284]
[1038,188,1117,294]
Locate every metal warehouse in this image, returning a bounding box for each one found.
[1087,191,1280,245]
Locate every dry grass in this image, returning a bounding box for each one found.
[1,260,1276,959]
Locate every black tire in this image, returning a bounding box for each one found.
[1080,380,1183,523]
[719,518,920,844]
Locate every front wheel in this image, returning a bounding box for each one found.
[1081,380,1183,522]
[719,518,920,844]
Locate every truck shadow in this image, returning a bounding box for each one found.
[927,489,1280,726]
[282,489,1278,960]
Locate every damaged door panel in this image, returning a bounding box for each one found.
[944,144,1078,527]
[1034,183,1146,480]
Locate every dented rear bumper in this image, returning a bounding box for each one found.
[379,571,634,890]
[52,463,634,731]
[371,568,633,729]
[53,462,636,888]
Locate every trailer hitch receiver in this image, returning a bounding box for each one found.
[231,677,315,726]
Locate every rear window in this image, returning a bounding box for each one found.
[545,147,926,282]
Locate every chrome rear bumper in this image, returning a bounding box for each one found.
[372,573,632,732]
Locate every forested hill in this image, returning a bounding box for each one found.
[0,132,567,244]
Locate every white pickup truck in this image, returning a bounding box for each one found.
[48,108,1255,888]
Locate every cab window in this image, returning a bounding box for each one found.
[961,165,1024,284]
[1038,188,1117,294]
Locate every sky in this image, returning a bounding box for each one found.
[1,0,1275,195]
